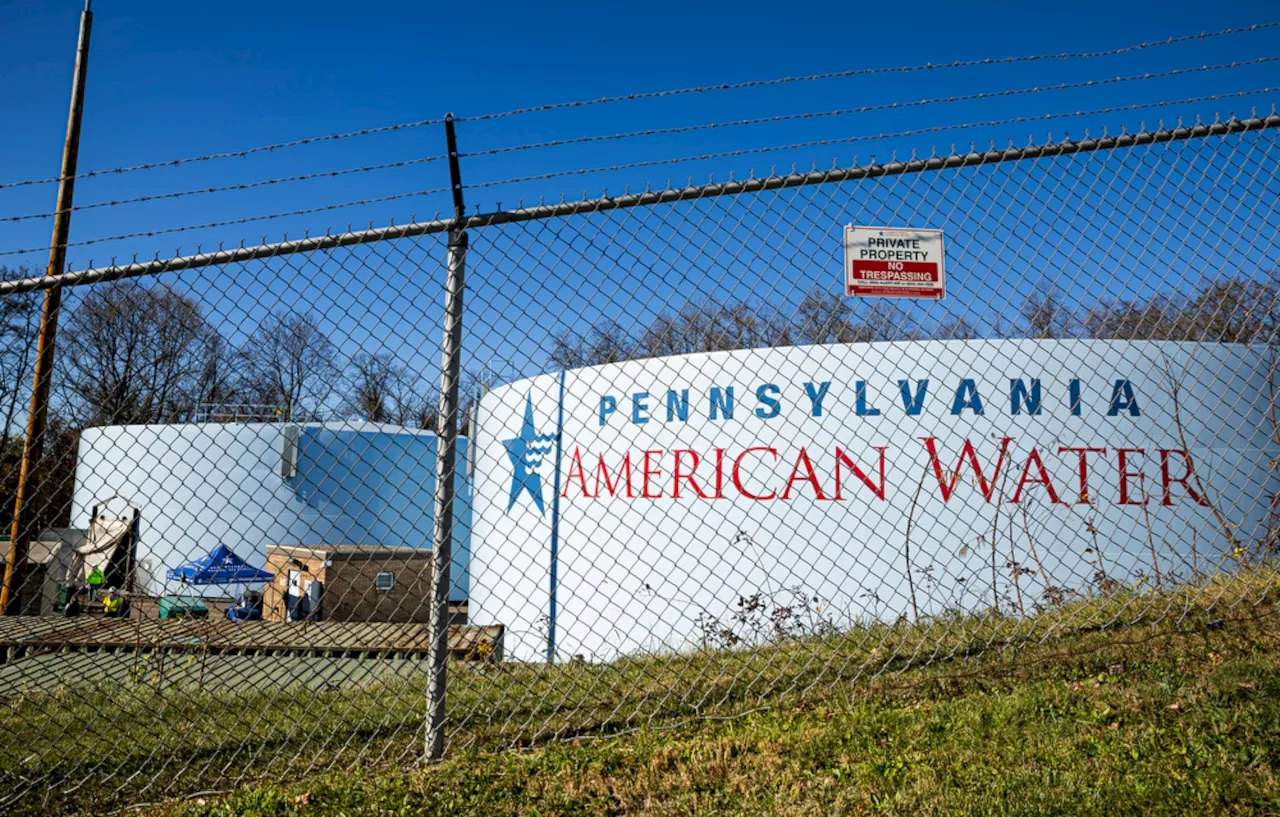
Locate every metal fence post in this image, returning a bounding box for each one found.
[425,113,467,762]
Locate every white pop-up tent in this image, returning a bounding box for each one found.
[69,496,140,590]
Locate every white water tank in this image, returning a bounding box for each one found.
[471,340,1279,661]
[72,421,471,599]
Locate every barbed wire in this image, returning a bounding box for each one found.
[0,23,1272,193]
[0,117,447,193]
[0,187,450,259]
[3,154,448,225]
[457,23,1279,123]
[464,91,1278,196]
[0,99,1269,275]
[1,92,1272,263]
[2,60,1269,232]
[483,26,1280,122]
[462,59,1277,163]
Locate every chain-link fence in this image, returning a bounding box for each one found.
[0,94,1278,814]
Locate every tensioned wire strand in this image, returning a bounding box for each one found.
[7,58,1271,225]
[0,67,1272,257]
[1,155,448,225]
[458,22,1280,123]
[0,108,1273,282]
[460,59,1279,162]
[463,89,1278,195]
[0,21,1272,192]
[0,117,447,192]
[0,186,450,259]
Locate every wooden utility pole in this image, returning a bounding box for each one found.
[1,1,94,615]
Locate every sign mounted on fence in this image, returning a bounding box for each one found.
[844,225,945,299]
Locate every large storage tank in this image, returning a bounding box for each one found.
[72,421,471,600]
[471,340,1280,662]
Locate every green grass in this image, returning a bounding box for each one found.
[4,569,1280,816]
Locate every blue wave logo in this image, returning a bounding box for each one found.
[503,394,557,514]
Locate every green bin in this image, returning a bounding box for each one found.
[159,595,209,619]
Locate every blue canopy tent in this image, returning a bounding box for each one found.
[166,544,274,584]
[164,545,274,620]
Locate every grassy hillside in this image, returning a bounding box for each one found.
[162,571,1280,816]
[5,571,1280,816]
[154,608,1280,816]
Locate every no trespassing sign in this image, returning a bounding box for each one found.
[844,225,945,300]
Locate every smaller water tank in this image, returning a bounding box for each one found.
[72,421,472,600]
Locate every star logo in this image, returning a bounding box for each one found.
[503,394,557,514]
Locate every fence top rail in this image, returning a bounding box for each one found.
[0,113,1275,296]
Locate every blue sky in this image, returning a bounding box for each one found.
[0,0,1277,391]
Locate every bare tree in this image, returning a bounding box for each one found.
[711,300,791,351]
[550,290,924,368]
[59,281,215,425]
[1084,295,1184,340]
[346,352,439,428]
[862,301,919,342]
[0,273,40,449]
[1086,276,1279,343]
[792,290,865,345]
[348,352,396,423]
[0,411,81,538]
[190,329,243,412]
[635,298,789,358]
[543,272,1279,372]
[935,316,978,340]
[1021,281,1074,339]
[550,320,633,369]
[1186,278,1279,343]
[0,280,40,536]
[633,312,687,359]
[240,310,339,421]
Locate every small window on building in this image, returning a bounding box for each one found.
[375,571,395,592]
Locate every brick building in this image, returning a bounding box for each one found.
[263,544,450,624]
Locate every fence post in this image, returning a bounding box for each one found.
[425,112,467,762]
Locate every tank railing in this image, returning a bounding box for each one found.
[191,403,292,424]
